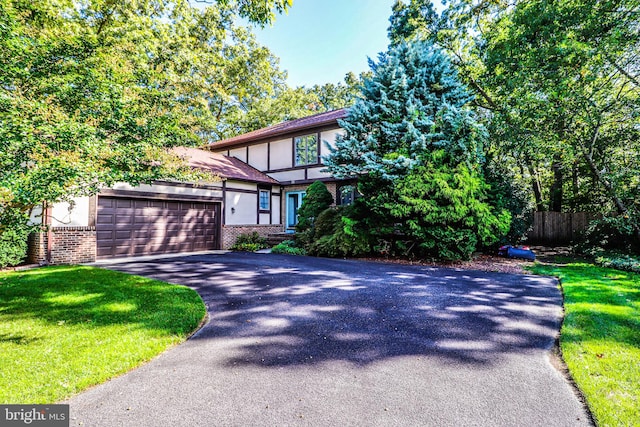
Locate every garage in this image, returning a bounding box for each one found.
[96,196,221,259]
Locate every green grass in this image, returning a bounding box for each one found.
[0,266,206,404]
[529,262,639,426]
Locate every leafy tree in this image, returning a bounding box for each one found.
[325,39,509,260]
[0,0,291,265]
[389,0,640,245]
[236,72,366,133]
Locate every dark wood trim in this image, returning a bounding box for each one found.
[267,142,271,171]
[246,146,249,163]
[221,181,227,225]
[278,177,343,186]
[209,124,342,152]
[152,180,224,191]
[99,189,223,203]
[225,187,259,195]
[266,164,321,174]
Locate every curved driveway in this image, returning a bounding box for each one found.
[68,252,591,426]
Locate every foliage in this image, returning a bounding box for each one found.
[0,0,292,264]
[230,232,268,251]
[236,72,365,133]
[528,263,640,426]
[324,38,507,260]
[575,215,640,256]
[388,156,511,260]
[271,240,306,256]
[594,252,640,274]
[0,265,206,403]
[0,208,33,268]
[389,0,640,239]
[306,207,371,258]
[482,159,534,246]
[296,181,334,232]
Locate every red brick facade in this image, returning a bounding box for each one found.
[28,227,97,265]
[222,225,285,249]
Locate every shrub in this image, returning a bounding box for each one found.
[307,207,371,258]
[594,252,640,274]
[271,240,306,256]
[0,227,30,269]
[575,215,640,256]
[296,181,334,233]
[230,232,268,252]
[0,208,33,269]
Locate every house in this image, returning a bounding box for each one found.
[27,108,349,264]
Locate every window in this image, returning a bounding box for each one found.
[259,189,270,211]
[294,134,318,166]
[338,185,356,205]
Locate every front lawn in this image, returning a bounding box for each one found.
[0,266,206,404]
[529,263,639,426]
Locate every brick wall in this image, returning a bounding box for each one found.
[222,225,285,249]
[27,227,97,265]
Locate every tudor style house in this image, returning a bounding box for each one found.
[27,108,349,264]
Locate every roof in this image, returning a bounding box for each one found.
[209,108,347,150]
[173,147,279,185]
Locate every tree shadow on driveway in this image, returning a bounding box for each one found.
[103,253,562,369]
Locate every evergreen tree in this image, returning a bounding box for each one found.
[324,39,509,260]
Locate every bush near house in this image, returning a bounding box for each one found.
[230,232,269,252]
[271,240,306,256]
[323,39,510,261]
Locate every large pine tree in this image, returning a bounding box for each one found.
[324,39,509,260]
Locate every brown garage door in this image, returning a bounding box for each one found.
[96,196,221,259]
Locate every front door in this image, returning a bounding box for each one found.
[286,191,305,231]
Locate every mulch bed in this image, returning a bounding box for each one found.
[357,246,575,275]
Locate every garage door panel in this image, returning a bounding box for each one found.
[97,196,220,259]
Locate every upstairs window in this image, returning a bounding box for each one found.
[294,134,318,166]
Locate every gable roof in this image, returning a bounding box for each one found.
[209,108,347,150]
[173,146,279,185]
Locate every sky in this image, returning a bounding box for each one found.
[251,0,397,88]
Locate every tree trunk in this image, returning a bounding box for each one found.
[525,159,544,212]
[549,154,563,212]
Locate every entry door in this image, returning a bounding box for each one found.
[286,191,305,231]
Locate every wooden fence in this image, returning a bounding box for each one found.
[527,211,599,244]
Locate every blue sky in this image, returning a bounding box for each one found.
[251,0,397,87]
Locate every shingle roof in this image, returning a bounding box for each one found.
[173,147,279,185]
[209,108,347,150]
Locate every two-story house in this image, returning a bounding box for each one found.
[27,109,349,264]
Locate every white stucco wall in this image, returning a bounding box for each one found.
[307,166,332,180]
[267,170,306,183]
[225,191,257,225]
[229,147,247,162]
[271,195,281,225]
[248,143,269,171]
[269,138,292,170]
[50,197,91,227]
[225,181,256,192]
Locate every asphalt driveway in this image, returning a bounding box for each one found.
[68,252,591,426]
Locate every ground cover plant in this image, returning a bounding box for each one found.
[0,266,206,403]
[529,263,639,426]
[230,232,269,252]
